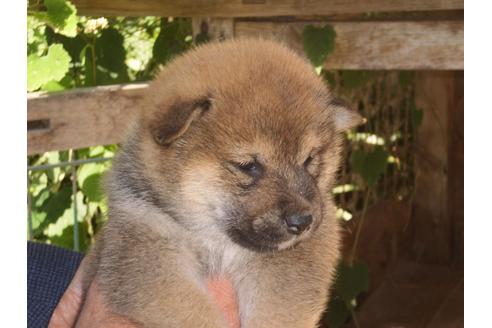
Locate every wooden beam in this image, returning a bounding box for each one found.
[27,83,148,155]
[27,20,463,154]
[235,20,463,70]
[411,72,455,265]
[71,0,463,17]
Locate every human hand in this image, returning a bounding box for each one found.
[49,257,240,328]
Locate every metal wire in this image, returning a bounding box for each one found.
[26,154,113,251]
[27,163,33,240]
[69,150,80,251]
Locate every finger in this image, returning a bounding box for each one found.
[207,276,241,328]
[48,256,89,328]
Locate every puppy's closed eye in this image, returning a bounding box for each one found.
[303,151,321,178]
[234,160,263,178]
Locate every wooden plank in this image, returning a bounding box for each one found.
[350,261,463,327]
[235,21,463,70]
[27,83,148,155]
[192,17,235,41]
[341,197,411,293]
[448,71,464,267]
[71,0,463,17]
[411,72,454,265]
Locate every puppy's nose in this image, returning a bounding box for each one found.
[285,214,312,234]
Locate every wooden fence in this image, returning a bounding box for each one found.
[28,0,463,155]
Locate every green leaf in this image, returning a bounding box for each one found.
[323,296,351,328]
[81,173,104,202]
[334,261,370,306]
[350,147,389,187]
[27,15,48,56]
[302,24,336,68]
[84,28,130,86]
[44,0,78,37]
[45,26,87,64]
[96,28,127,72]
[40,74,73,92]
[77,162,107,188]
[31,179,73,237]
[27,44,70,91]
[41,180,72,221]
[152,18,192,66]
[49,220,89,252]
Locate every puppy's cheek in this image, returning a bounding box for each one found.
[179,166,229,221]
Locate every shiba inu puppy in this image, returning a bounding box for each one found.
[84,38,362,327]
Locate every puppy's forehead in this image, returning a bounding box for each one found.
[148,39,329,111]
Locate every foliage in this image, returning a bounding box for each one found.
[27,1,192,251]
[302,24,336,73]
[27,44,71,91]
[350,147,389,188]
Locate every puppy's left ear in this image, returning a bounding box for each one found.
[150,97,211,146]
[330,98,365,132]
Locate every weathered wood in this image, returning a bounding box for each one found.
[192,17,235,41]
[349,261,463,327]
[448,71,464,267]
[411,72,461,265]
[27,83,148,155]
[342,197,411,293]
[71,0,463,17]
[235,21,463,69]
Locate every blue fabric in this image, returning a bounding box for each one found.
[27,242,83,328]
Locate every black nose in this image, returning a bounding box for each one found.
[284,214,313,234]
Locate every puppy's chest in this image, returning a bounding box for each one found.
[200,243,245,275]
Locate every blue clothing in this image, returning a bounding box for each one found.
[27,242,83,328]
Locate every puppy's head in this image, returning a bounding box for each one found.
[134,39,362,252]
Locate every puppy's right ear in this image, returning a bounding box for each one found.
[149,98,211,146]
[329,97,365,132]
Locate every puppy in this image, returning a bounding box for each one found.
[84,38,362,328]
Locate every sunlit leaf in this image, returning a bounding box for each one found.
[81,173,104,202]
[44,0,78,37]
[27,44,70,91]
[77,162,108,188]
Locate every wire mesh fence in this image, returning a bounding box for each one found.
[27,149,114,252]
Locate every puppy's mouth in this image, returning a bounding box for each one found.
[224,218,316,252]
[226,226,295,252]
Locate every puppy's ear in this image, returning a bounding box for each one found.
[329,97,365,132]
[150,98,211,146]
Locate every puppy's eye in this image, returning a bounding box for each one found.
[303,153,320,177]
[234,160,263,178]
[303,155,314,168]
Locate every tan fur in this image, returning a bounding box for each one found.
[84,39,362,328]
